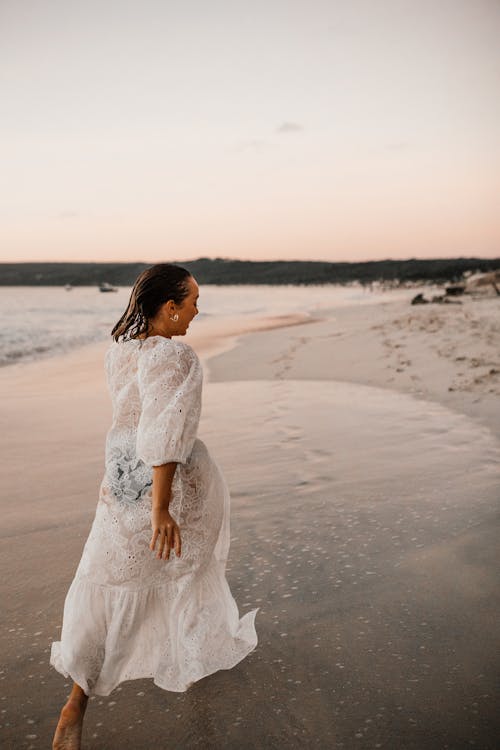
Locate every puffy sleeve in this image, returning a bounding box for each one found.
[136,340,203,467]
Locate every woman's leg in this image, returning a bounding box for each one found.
[52,681,89,750]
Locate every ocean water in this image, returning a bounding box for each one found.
[0,283,417,367]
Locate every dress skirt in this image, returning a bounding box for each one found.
[50,438,259,696]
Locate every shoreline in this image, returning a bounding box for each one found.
[205,293,500,441]
[0,310,318,379]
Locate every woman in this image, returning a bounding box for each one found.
[50,263,259,749]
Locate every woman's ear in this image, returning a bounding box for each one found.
[162,300,176,316]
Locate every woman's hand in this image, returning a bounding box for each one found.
[150,506,182,560]
[150,462,181,560]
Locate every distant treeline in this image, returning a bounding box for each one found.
[0,257,499,286]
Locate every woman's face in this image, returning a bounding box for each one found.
[175,275,199,334]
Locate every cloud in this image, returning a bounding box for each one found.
[276,122,304,134]
[232,123,304,153]
[58,210,79,220]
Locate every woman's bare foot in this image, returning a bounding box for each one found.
[52,687,88,750]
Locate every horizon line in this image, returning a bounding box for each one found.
[1,255,499,265]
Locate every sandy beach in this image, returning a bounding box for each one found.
[1,291,499,749]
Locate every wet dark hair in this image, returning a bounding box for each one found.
[111,263,192,342]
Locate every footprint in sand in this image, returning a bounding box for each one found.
[321,331,346,339]
[292,336,310,346]
[279,424,302,443]
[270,354,289,365]
[294,474,333,493]
[276,364,292,379]
[305,448,331,464]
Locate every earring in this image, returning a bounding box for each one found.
[170,313,179,322]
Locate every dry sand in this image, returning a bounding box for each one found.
[0,292,499,749]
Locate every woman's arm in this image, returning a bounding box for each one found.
[152,462,177,509]
[136,341,202,560]
[150,462,182,560]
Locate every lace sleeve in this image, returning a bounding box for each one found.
[136,340,203,467]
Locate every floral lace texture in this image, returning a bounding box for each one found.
[50,337,259,695]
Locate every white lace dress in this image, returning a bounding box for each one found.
[50,336,259,696]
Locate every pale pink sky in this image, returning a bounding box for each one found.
[1,0,499,263]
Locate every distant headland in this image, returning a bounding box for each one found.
[0,257,499,286]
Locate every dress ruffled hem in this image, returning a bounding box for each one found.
[49,563,259,696]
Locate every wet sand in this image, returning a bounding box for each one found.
[0,295,499,749]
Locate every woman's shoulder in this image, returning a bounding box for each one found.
[105,336,199,365]
[138,336,197,356]
[133,337,201,371]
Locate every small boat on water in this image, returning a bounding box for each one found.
[99,282,118,293]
